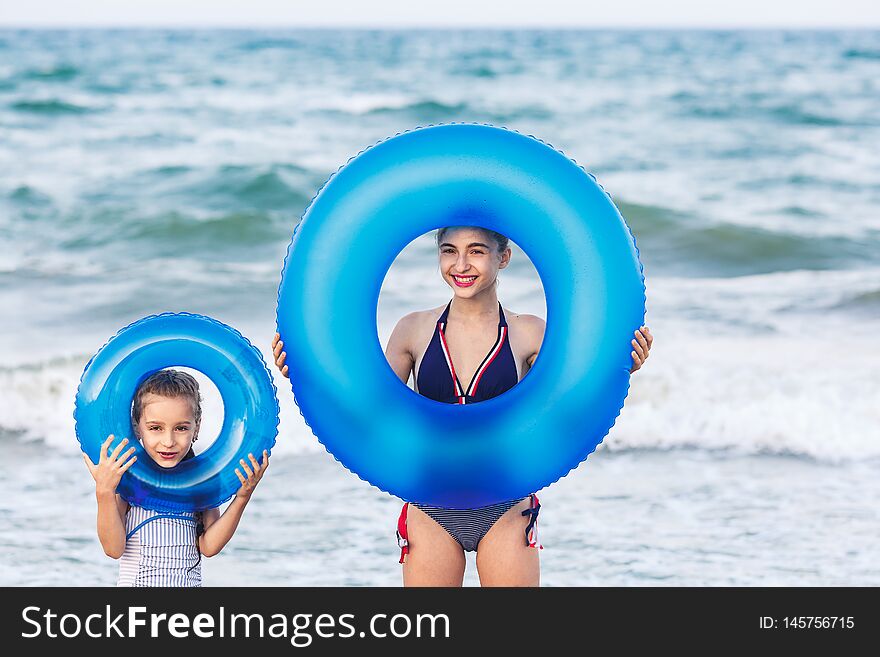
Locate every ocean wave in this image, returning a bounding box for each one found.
[830,288,880,315]
[13,191,877,280]
[448,60,525,78]
[149,164,193,177]
[738,174,869,193]
[452,64,499,78]
[3,163,316,259]
[159,164,313,212]
[2,331,877,464]
[644,268,880,334]
[8,185,53,206]
[0,354,315,457]
[21,64,79,81]
[305,93,471,121]
[603,332,880,463]
[10,98,93,114]
[81,73,137,95]
[777,205,825,218]
[768,104,845,127]
[619,201,878,276]
[843,48,880,60]
[58,210,286,252]
[676,99,850,127]
[128,210,283,246]
[364,99,468,121]
[223,169,311,210]
[235,37,302,52]
[75,163,315,217]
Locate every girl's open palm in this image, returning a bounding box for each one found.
[83,434,137,496]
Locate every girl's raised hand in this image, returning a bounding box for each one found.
[82,434,137,496]
[272,332,289,378]
[235,450,269,499]
[629,326,653,373]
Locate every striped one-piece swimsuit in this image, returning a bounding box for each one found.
[396,300,541,559]
[118,505,202,587]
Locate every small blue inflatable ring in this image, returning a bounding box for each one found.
[74,313,279,512]
[277,124,645,508]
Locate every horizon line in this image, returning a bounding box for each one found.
[1,23,879,30]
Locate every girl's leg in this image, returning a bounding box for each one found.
[402,505,466,587]
[475,497,540,587]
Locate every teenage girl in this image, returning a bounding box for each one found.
[272,226,652,586]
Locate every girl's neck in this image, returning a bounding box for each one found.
[449,286,499,320]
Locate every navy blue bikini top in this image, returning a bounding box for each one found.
[416,301,518,404]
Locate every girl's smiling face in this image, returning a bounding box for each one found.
[438,227,510,297]
[135,393,198,468]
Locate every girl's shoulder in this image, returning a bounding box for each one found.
[503,308,546,334]
[504,309,545,361]
[395,305,447,333]
[388,306,445,357]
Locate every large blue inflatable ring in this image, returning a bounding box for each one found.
[277,124,645,508]
[75,313,279,512]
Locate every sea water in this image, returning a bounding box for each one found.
[0,29,878,585]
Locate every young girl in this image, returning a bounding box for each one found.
[82,369,269,586]
[273,226,653,587]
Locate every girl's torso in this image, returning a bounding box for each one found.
[404,300,542,546]
[416,301,518,404]
[118,504,201,587]
[411,302,538,397]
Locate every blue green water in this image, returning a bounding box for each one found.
[0,29,878,585]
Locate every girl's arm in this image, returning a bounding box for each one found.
[199,450,269,557]
[94,494,130,559]
[384,314,418,384]
[520,315,546,375]
[83,435,137,558]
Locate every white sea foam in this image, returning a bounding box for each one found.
[610,331,880,461]
[0,352,321,457]
[3,282,877,464]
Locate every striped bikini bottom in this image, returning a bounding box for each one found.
[397,495,541,561]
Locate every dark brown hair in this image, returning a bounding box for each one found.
[131,369,202,428]
[436,226,510,254]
